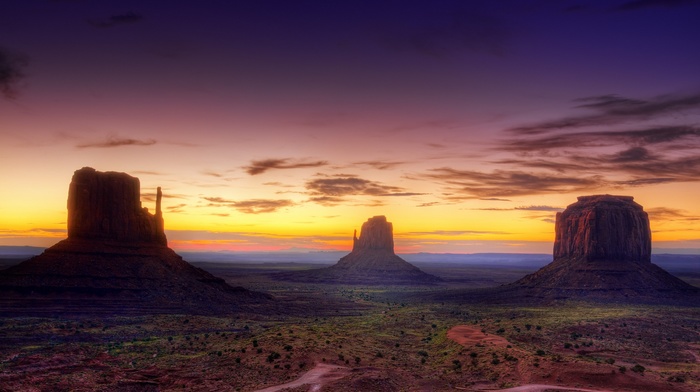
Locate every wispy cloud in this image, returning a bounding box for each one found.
[402,230,511,236]
[508,93,700,135]
[615,0,700,11]
[76,136,157,148]
[423,167,603,199]
[353,160,408,170]
[379,8,511,58]
[88,11,143,28]
[647,207,700,221]
[202,196,294,214]
[306,174,424,205]
[230,199,295,214]
[244,158,328,175]
[0,47,28,99]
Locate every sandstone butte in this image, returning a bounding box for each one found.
[275,215,441,285]
[508,194,698,301]
[0,167,270,316]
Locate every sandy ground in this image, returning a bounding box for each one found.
[447,325,617,392]
[487,385,613,392]
[252,363,351,392]
[447,325,511,348]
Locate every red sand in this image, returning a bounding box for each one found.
[447,325,511,348]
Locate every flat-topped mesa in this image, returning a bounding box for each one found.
[352,215,394,252]
[67,167,167,246]
[553,194,650,264]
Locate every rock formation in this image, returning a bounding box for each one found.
[275,216,441,285]
[495,195,697,303]
[0,167,270,316]
[552,195,651,264]
[67,167,167,245]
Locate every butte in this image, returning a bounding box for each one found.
[0,167,270,316]
[442,195,698,304]
[275,215,441,285]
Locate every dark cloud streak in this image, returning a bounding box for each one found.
[244,158,328,175]
[76,137,156,148]
[0,47,28,99]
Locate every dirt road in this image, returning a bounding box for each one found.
[252,363,350,392]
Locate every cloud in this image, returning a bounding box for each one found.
[403,230,511,236]
[422,167,604,199]
[305,174,423,204]
[201,196,294,214]
[230,199,295,214]
[502,126,700,153]
[616,0,700,11]
[646,207,700,221]
[244,158,328,175]
[379,8,511,58]
[354,160,408,170]
[76,136,157,148]
[0,47,28,99]
[89,11,143,28]
[508,93,700,135]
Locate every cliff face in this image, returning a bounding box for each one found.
[67,167,166,245]
[553,195,651,263]
[352,215,394,252]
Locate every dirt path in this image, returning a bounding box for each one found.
[447,325,511,348]
[484,384,614,392]
[252,363,351,392]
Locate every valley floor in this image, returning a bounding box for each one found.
[1,261,699,391]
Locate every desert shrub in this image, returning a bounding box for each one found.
[631,364,645,373]
[564,342,572,349]
[469,352,478,358]
[355,356,361,364]
[491,358,501,365]
[376,351,383,358]
[496,328,505,334]
[605,358,615,365]
[525,324,532,331]
[667,375,685,383]
[266,352,281,363]
[536,349,545,356]
[283,345,293,351]
[417,350,428,357]
[235,357,241,363]
[453,359,462,369]
[252,340,258,347]
[619,366,626,373]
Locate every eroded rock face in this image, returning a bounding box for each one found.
[352,215,394,252]
[553,195,651,263]
[67,167,167,245]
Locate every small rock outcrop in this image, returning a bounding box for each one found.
[275,216,441,285]
[0,167,270,316]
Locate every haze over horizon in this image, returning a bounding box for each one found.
[2,1,700,254]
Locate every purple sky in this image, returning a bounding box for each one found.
[2,0,700,253]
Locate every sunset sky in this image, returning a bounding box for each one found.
[2,0,700,254]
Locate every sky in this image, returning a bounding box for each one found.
[2,0,700,254]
